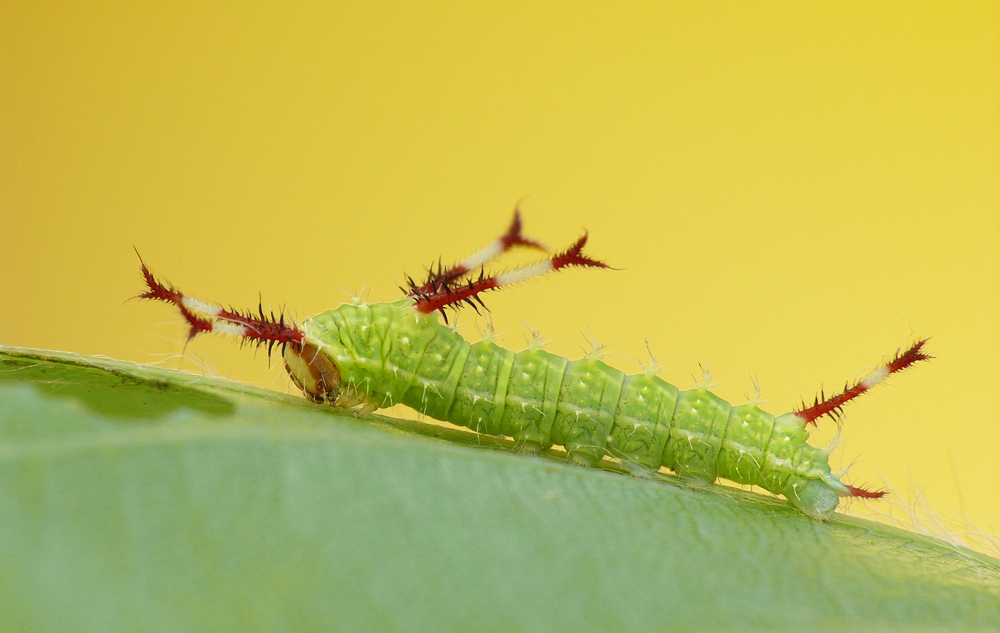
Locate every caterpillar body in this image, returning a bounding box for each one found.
[137,211,930,519]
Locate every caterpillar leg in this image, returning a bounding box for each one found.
[514,439,544,456]
[567,450,599,467]
[406,208,546,298]
[136,253,340,403]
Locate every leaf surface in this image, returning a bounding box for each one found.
[1,346,998,633]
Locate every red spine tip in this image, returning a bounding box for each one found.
[552,233,612,270]
[888,338,933,373]
[845,484,887,499]
[501,209,546,251]
[136,254,178,304]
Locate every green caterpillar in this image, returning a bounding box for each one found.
[138,211,930,519]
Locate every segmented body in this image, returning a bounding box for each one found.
[300,297,844,518]
[137,210,930,519]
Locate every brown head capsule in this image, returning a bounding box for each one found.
[283,342,340,403]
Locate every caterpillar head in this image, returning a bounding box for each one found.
[283,342,341,404]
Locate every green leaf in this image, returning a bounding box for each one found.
[1,345,999,632]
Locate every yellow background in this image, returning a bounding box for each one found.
[4,2,998,551]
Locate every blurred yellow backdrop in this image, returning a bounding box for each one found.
[3,2,998,550]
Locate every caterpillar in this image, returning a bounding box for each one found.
[136,210,930,519]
